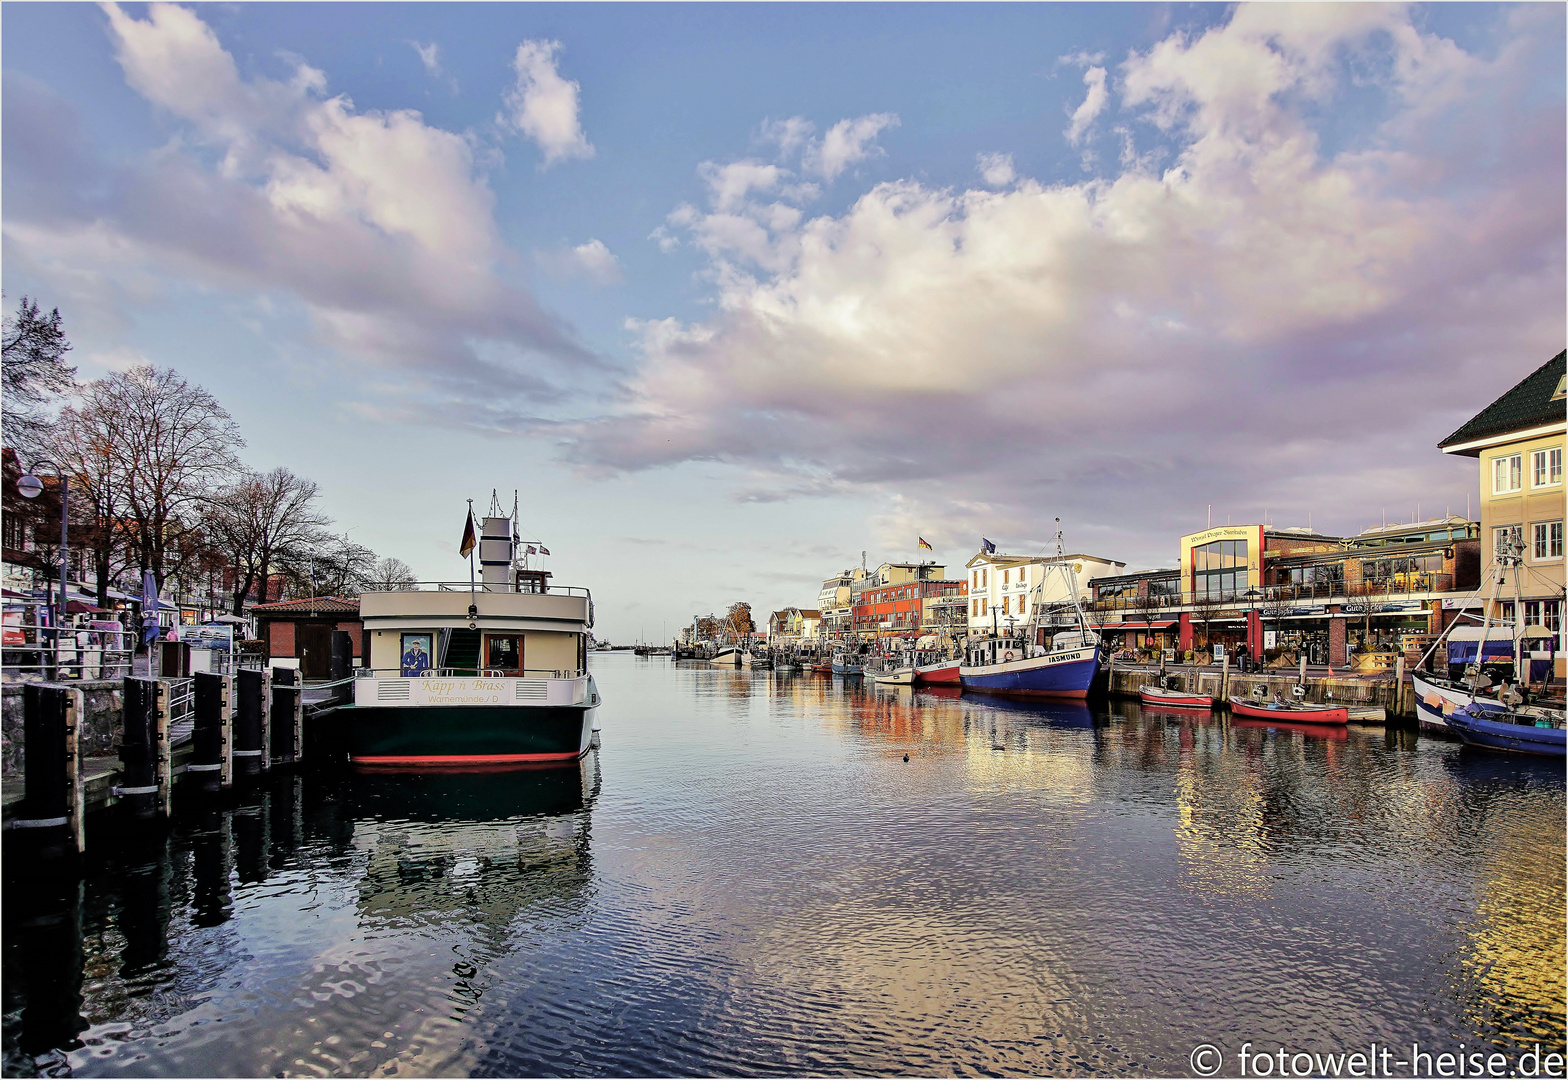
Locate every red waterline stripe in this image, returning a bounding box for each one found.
[351,750,586,766]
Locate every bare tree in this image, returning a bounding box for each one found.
[2,296,76,454]
[205,467,330,613]
[303,534,378,598]
[367,557,418,591]
[51,389,133,611]
[93,366,243,592]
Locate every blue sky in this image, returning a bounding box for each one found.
[3,3,1564,642]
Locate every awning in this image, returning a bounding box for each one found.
[1088,621,1177,630]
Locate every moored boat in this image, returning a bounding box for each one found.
[1410,672,1506,732]
[1138,683,1214,711]
[913,658,961,684]
[870,665,915,685]
[345,504,600,767]
[1446,703,1566,757]
[958,551,1101,700]
[831,649,863,676]
[1227,695,1347,725]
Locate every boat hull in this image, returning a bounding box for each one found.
[959,647,1099,700]
[1227,697,1347,724]
[1447,706,1566,757]
[831,663,863,676]
[1410,673,1504,731]
[871,668,914,685]
[914,660,961,685]
[344,703,594,766]
[1138,686,1214,711]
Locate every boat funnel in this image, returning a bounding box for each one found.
[480,516,515,591]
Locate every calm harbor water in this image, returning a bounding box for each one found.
[4,654,1564,1077]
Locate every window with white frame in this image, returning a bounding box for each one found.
[1533,521,1564,560]
[1492,454,1522,494]
[1531,447,1563,487]
[1523,600,1561,635]
[1494,525,1524,560]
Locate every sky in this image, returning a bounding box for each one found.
[3,2,1564,643]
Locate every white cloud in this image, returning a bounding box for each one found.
[760,116,815,157]
[977,152,1016,188]
[570,5,1564,560]
[500,39,593,167]
[1066,66,1109,145]
[6,3,591,422]
[538,239,621,284]
[802,113,899,181]
[410,40,441,77]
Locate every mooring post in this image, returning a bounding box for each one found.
[191,672,233,794]
[14,683,85,854]
[1394,654,1406,718]
[269,667,302,767]
[233,668,267,779]
[120,677,168,820]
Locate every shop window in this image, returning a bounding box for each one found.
[1492,454,1522,494]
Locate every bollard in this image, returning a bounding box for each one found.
[233,668,269,779]
[13,683,85,854]
[191,672,233,793]
[331,631,354,705]
[120,677,171,820]
[269,667,302,767]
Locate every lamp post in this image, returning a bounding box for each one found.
[16,459,69,679]
[1242,587,1262,673]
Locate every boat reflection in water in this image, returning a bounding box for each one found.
[1,755,601,1078]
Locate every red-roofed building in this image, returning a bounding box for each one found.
[252,596,363,679]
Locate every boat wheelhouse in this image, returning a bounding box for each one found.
[344,511,599,767]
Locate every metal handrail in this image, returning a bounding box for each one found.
[354,667,585,679]
[400,582,592,597]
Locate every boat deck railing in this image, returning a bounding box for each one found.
[356,666,587,679]
[385,582,592,597]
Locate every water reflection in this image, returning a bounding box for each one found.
[3,660,1563,1078]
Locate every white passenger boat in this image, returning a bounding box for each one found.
[345,506,600,767]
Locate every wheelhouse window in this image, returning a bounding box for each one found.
[484,634,522,674]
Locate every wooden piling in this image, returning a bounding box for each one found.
[191,672,233,793]
[15,683,85,854]
[269,668,302,767]
[119,677,170,820]
[233,668,268,779]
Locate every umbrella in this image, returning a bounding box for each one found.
[141,571,161,647]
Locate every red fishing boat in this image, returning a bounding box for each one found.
[1228,696,1348,725]
[1138,684,1214,711]
[914,658,960,685]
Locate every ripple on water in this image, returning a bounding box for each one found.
[2,656,1562,1077]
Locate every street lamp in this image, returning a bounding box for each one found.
[16,459,69,677]
[1242,587,1262,672]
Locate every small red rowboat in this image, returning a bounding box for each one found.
[1139,684,1214,710]
[1228,696,1348,724]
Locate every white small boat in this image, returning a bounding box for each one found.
[870,666,915,685]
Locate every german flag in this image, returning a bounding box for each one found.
[918,537,933,551]
[459,509,477,558]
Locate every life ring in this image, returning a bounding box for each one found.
[1003,650,1016,662]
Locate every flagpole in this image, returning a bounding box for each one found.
[467,499,477,621]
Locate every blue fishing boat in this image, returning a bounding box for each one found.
[1446,704,1565,757]
[960,554,1100,700]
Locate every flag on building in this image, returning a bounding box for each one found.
[459,510,477,559]
[981,537,997,554]
[918,537,933,551]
